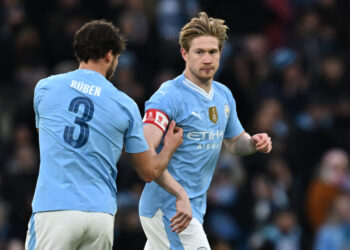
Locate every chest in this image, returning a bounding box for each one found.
[176,93,230,136]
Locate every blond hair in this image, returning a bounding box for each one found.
[179,12,228,51]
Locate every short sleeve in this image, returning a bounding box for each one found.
[124,100,149,153]
[224,89,244,138]
[33,80,47,128]
[144,82,176,121]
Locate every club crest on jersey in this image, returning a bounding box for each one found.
[209,107,218,123]
[224,104,230,118]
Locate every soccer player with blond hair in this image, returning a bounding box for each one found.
[139,12,272,249]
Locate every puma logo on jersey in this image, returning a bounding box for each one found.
[191,111,201,120]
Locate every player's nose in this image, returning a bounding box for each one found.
[202,53,212,63]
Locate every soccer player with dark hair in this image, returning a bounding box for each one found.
[139,12,272,249]
[25,20,183,250]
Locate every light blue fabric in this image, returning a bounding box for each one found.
[32,69,148,215]
[315,223,350,250]
[28,214,36,250]
[162,215,185,250]
[139,74,244,223]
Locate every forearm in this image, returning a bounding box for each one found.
[226,132,257,156]
[155,169,187,198]
[156,169,192,234]
[150,146,174,179]
[131,146,175,183]
[139,122,183,182]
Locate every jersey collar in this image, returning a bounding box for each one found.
[182,76,214,100]
[77,69,107,81]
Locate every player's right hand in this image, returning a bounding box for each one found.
[170,190,192,234]
[251,133,272,153]
[163,120,183,152]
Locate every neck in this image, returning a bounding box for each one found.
[79,60,106,77]
[184,70,212,94]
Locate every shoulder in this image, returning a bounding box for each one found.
[93,76,136,106]
[152,75,183,101]
[213,80,231,94]
[33,74,68,105]
[114,88,139,112]
[213,81,235,101]
[120,91,138,107]
[145,75,184,118]
[34,76,55,95]
[34,72,71,91]
[34,79,48,91]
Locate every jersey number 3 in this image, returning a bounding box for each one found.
[64,97,94,148]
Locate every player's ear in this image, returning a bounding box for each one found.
[180,48,188,62]
[105,50,114,63]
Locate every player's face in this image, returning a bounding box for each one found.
[182,36,221,84]
[106,54,119,80]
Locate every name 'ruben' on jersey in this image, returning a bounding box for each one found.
[139,74,244,222]
[32,69,148,215]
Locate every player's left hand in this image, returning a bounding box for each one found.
[251,133,272,153]
[170,191,192,234]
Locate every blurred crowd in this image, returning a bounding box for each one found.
[1,0,350,249]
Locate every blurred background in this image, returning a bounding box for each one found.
[1,0,350,249]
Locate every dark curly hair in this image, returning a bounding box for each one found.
[73,20,127,63]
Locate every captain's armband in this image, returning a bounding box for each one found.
[143,109,169,133]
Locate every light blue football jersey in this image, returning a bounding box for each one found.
[139,74,244,223]
[32,69,148,215]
